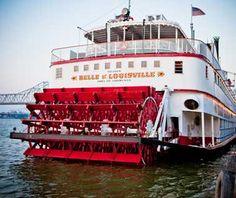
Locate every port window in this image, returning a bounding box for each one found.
[56,68,62,79]
[128,61,134,68]
[205,65,208,79]
[116,62,122,69]
[105,62,110,70]
[175,61,183,74]
[74,65,79,72]
[141,61,147,68]
[154,60,160,67]
[84,64,89,71]
[94,63,99,70]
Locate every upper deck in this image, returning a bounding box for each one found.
[84,18,186,43]
[51,17,220,71]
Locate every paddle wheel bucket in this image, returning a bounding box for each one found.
[11,86,163,165]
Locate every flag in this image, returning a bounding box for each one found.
[192,7,205,16]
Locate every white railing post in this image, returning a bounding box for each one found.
[176,39,179,52]
[201,111,206,148]
[155,39,158,53]
[149,39,151,51]
[114,42,117,55]
[106,22,111,56]
[211,115,215,146]
[95,45,97,57]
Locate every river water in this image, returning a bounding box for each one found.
[0,119,232,197]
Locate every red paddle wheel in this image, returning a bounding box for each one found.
[19,86,163,165]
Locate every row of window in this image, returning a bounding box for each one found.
[174,61,183,74]
[56,68,62,79]
[214,71,225,88]
[215,103,234,120]
[213,69,234,102]
[220,119,235,130]
[74,60,161,72]
[56,61,229,83]
[56,61,184,79]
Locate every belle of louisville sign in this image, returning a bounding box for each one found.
[72,71,165,81]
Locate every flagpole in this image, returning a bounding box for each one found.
[190,4,194,40]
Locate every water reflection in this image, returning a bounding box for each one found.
[8,157,228,197]
[10,159,147,197]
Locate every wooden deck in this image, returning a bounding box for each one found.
[10,132,141,143]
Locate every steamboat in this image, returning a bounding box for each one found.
[11,7,236,165]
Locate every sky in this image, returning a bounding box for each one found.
[0,0,236,110]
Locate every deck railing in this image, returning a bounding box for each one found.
[51,38,220,70]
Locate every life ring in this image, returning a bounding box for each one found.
[119,42,128,50]
[215,170,235,198]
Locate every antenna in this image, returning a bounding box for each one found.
[128,0,131,12]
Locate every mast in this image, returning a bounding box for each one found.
[190,4,194,39]
[128,0,131,12]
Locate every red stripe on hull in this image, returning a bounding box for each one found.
[178,136,213,146]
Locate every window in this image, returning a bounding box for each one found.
[128,61,134,68]
[175,61,183,73]
[105,62,110,70]
[116,62,122,69]
[154,60,160,67]
[141,61,147,68]
[56,68,62,79]
[74,65,79,72]
[94,63,99,70]
[171,117,179,131]
[214,72,217,83]
[84,64,89,71]
[205,65,208,79]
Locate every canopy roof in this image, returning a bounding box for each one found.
[84,20,187,43]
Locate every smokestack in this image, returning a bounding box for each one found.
[213,36,220,61]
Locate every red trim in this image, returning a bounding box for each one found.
[174,89,235,114]
[179,136,212,146]
[51,53,206,66]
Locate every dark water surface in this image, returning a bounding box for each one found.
[0,119,231,197]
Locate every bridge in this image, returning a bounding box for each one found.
[0,81,49,105]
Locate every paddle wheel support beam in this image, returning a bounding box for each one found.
[149,86,170,138]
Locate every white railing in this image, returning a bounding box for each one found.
[51,38,219,69]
